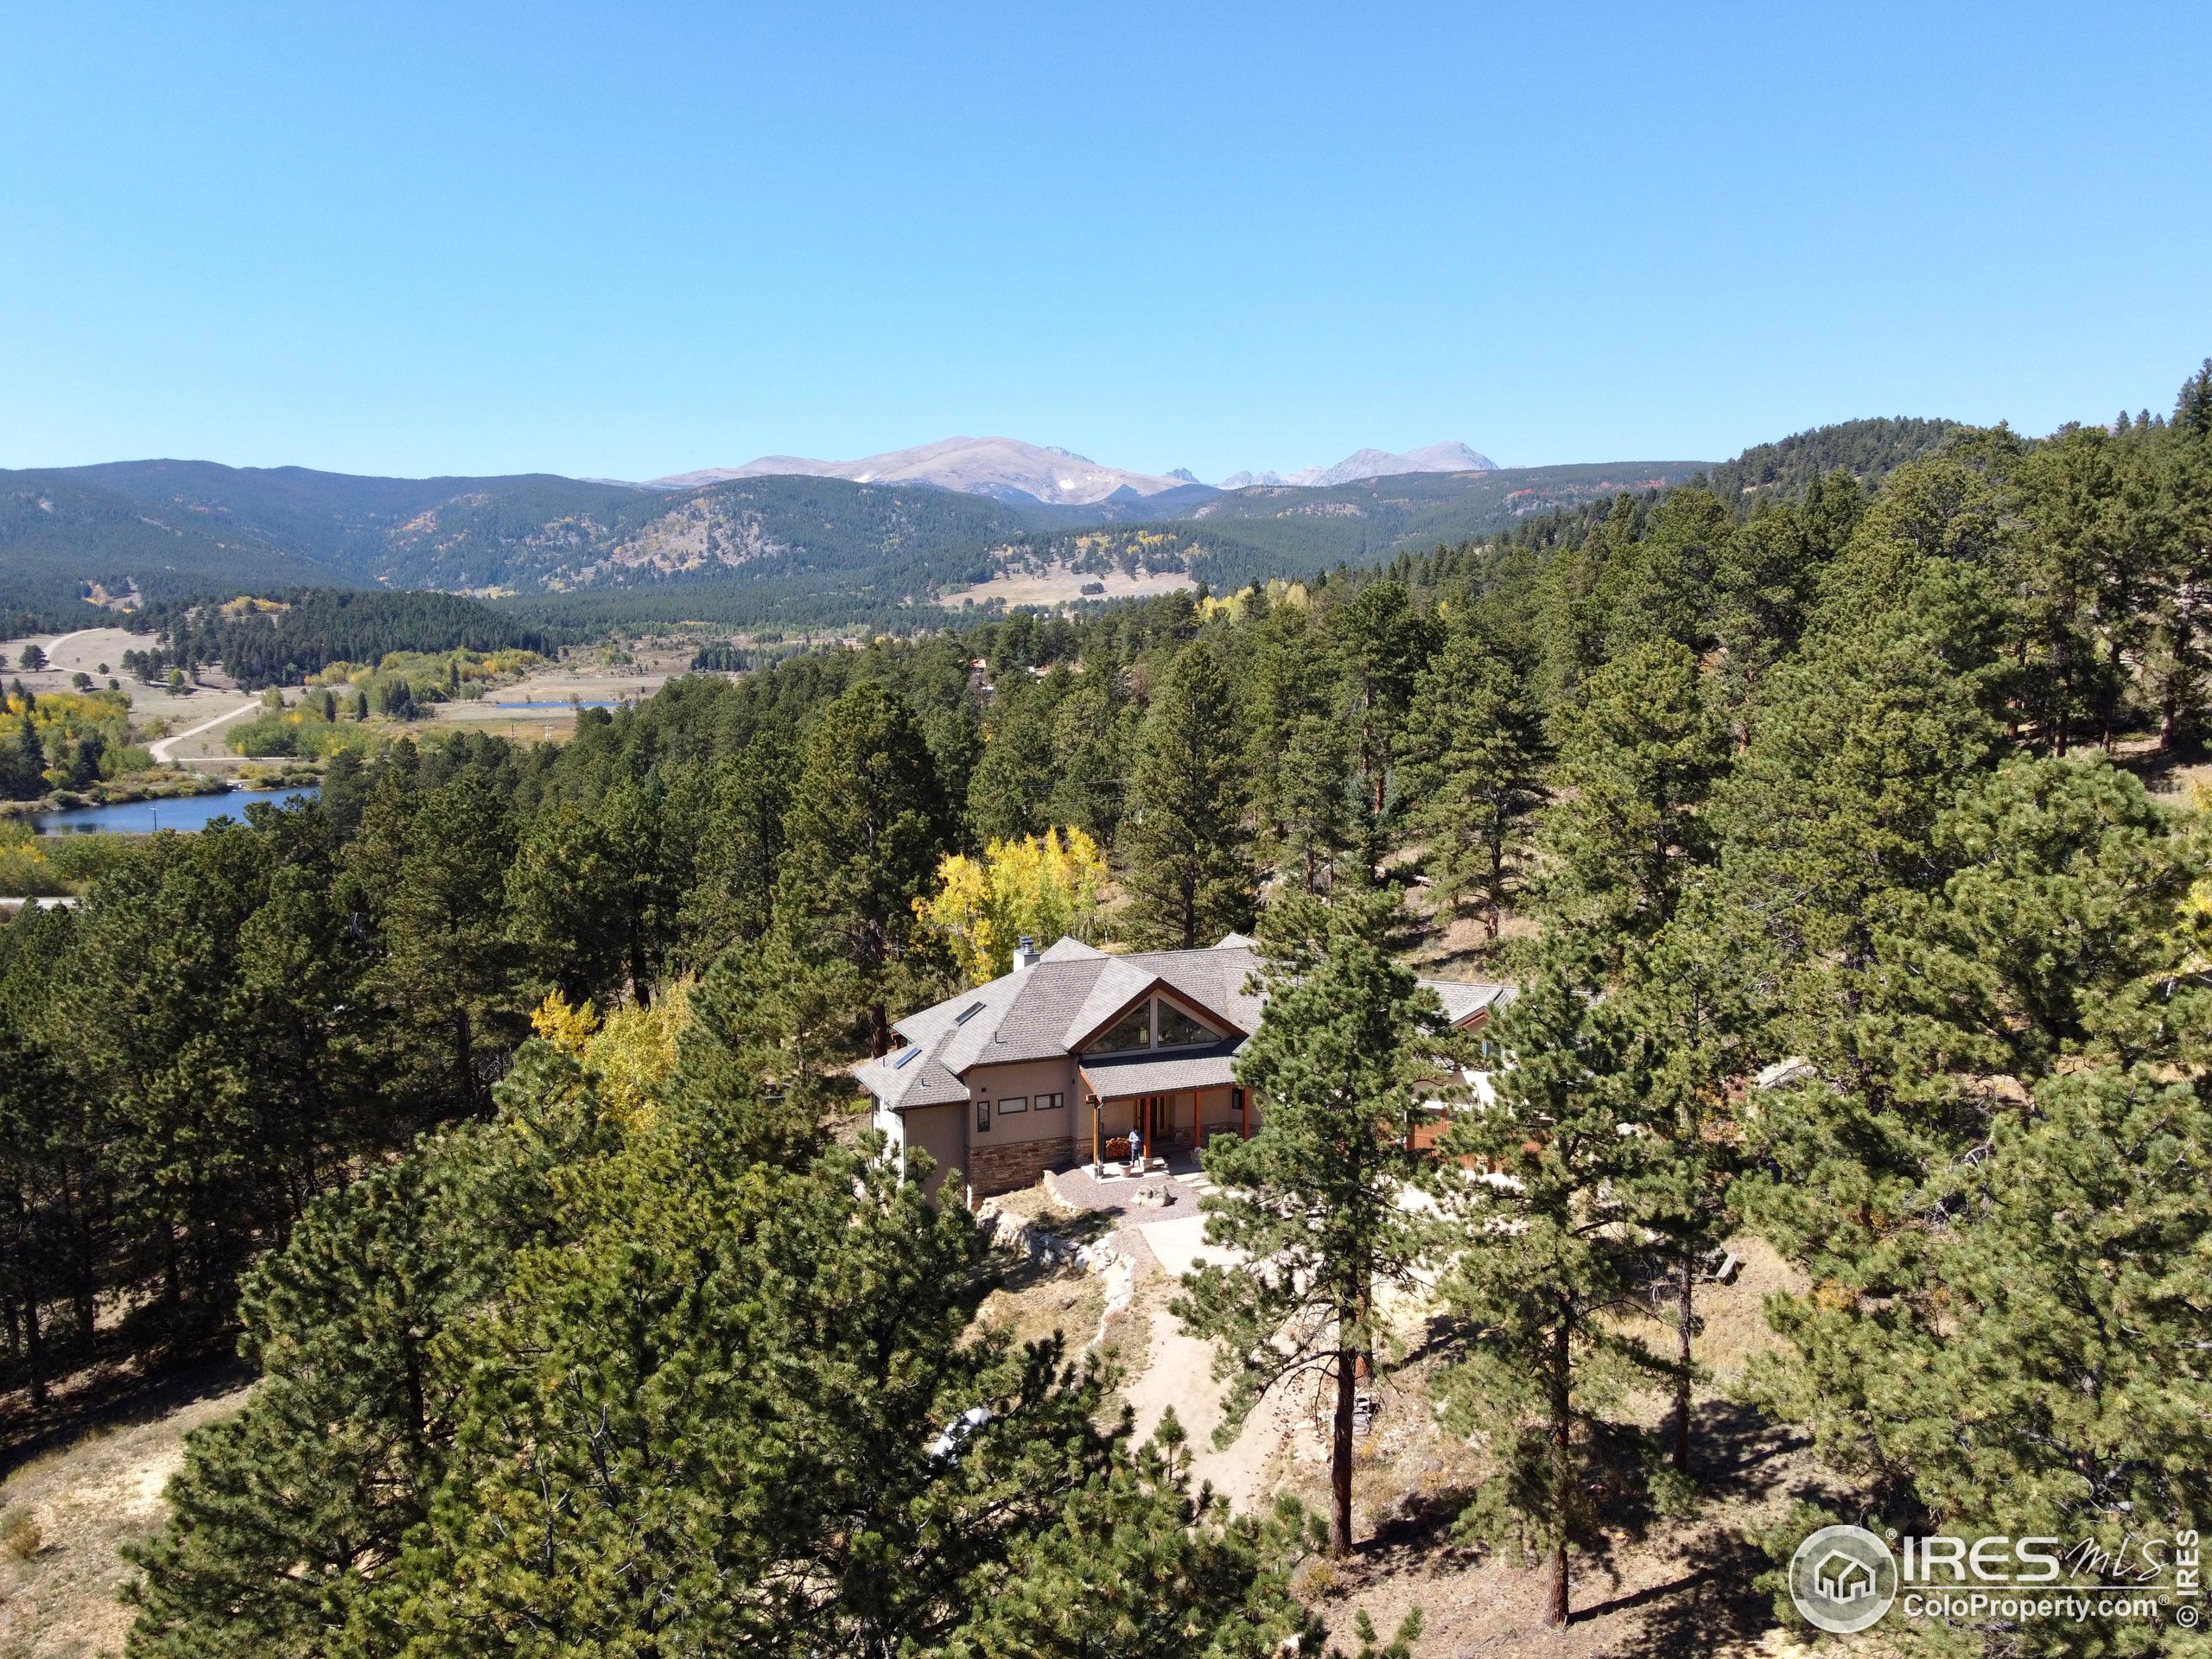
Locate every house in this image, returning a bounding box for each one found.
[854,932,1513,1197]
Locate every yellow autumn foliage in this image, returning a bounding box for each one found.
[914,827,1108,985]
[530,981,694,1125]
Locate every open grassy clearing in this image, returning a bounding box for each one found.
[0,1363,249,1659]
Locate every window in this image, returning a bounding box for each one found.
[954,1001,986,1025]
[1092,1003,1152,1052]
[1035,1092,1063,1113]
[999,1095,1027,1115]
[976,1099,990,1133]
[1156,1002,1211,1047]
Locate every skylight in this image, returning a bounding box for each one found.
[954,1001,985,1025]
[893,1046,921,1069]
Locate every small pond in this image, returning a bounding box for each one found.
[29,786,322,835]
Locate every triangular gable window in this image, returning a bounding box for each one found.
[1091,1002,1152,1052]
[1156,1002,1211,1048]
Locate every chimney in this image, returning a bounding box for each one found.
[1012,936,1040,972]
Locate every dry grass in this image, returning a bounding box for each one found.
[1243,1236,1828,1658]
[0,1376,250,1658]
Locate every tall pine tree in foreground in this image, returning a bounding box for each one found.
[1173,882,1458,1555]
[1434,966,1680,1628]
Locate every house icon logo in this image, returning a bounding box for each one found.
[1789,1524,1897,1634]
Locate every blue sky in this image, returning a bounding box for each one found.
[3,2,2208,481]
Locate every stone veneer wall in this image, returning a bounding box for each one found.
[967,1135,1077,1198]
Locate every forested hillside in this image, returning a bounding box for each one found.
[2,360,2208,1655]
[10,430,1972,635]
[130,589,565,688]
[0,470,353,631]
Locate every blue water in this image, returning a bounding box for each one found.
[488,699,630,710]
[29,786,321,835]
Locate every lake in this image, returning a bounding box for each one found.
[29,786,322,835]
[486,699,629,710]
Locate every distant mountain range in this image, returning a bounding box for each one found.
[653,436,1198,508]
[1219,442,1498,490]
[0,418,1965,632]
[654,435,1504,505]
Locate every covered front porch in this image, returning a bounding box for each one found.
[1077,1042,1250,1177]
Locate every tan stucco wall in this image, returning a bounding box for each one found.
[901,1102,969,1196]
[963,1057,1082,1150]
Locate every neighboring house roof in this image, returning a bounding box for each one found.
[1421,979,1516,1027]
[855,935,1516,1111]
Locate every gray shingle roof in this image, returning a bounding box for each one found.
[1417,978,1516,1027]
[855,936,1514,1112]
[1077,1039,1244,1097]
[857,935,1263,1111]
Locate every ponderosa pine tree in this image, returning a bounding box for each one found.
[1740,758,2210,1556]
[351,1124,1111,1656]
[1539,639,1728,965]
[1847,1065,2212,1659]
[1433,964,1675,1628]
[776,681,955,1055]
[677,731,794,967]
[1122,642,1255,949]
[1399,634,1548,941]
[1325,578,1439,821]
[941,1410,1331,1659]
[1606,905,1754,1474]
[968,670,1067,846]
[1173,882,1458,1555]
[342,773,522,1113]
[124,1044,617,1659]
[1271,712,1355,892]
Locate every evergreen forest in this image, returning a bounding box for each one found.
[3,365,2211,1656]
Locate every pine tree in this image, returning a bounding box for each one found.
[1271,712,1354,892]
[1399,635,1548,941]
[776,681,955,1055]
[124,1046,615,1659]
[1608,906,1754,1473]
[677,732,793,967]
[354,1129,1114,1656]
[1739,756,2212,1573]
[342,775,523,1113]
[1122,642,1255,949]
[1433,965,1672,1627]
[1540,639,1728,963]
[1324,579,1439,818]
[1173,883,1459,1554]
[936,1410,1325,1659]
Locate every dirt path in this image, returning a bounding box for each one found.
[0,1365,251,1656]
[148,701,258,763]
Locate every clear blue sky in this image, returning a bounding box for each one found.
[3,2,2208,482]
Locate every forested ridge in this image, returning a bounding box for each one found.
[3,364,2211,1655]
[130,590,566,690]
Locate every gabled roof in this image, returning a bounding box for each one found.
[1419,978,1516,1027]
[857,934,1265,1111]
[855,936,1515,1112]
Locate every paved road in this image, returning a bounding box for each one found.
[149,701,259,763]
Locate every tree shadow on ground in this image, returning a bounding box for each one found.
[1686,1395,1808,1500]
[1594,1527,1775,1653]
[0,1351,252,1482]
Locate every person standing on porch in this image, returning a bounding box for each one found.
[1127,1124,1143,1174]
